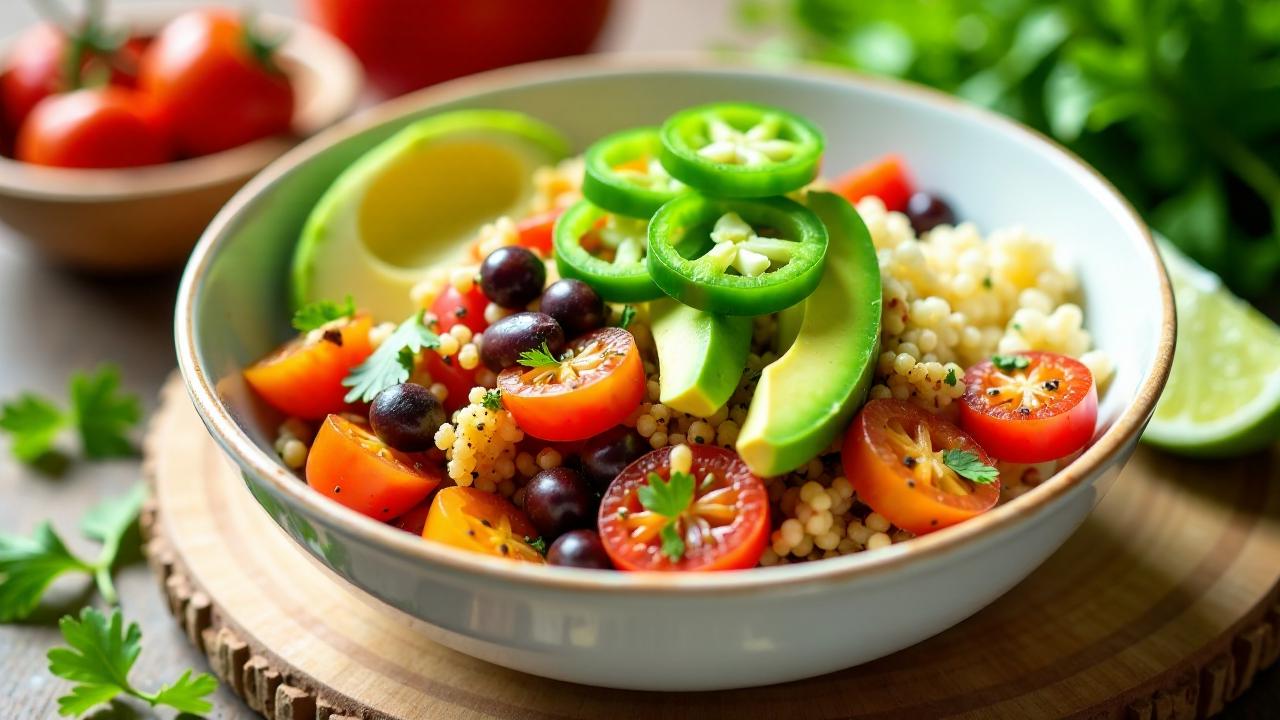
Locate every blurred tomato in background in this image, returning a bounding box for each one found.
[301,0,612,97]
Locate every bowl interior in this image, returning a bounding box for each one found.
[183,60,1166,576]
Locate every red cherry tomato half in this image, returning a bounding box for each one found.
[497,327,645,442]
[514,209,564,256]
[15,87,169,169]
[422,350,478,414]
[842,399,1000,535]
[959,351,1098,464]
[243,315,374,420]
[430,284,489,335]
[139,8,293,156]
[598,445,769,571]
[831,154,915,213]
[306,414,443,520]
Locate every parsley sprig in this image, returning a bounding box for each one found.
[941,449,999,484]
[48,607,217,717]
[0,365,140,469]
[342,311,440,403]
[480,389,503,411]
[637,471,695,561]
[517,342,561,371]
[291,296,355,332]
[0,485,144,621]
[991,354,1030,372]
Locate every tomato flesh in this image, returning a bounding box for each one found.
[497,327,645,442]
[831,154,915,213]
[598,445,769,571]
[244,315,374,420]
[422,350,478,414]
[842,399,1000,535]
[423,486,545,563]
[515,209,563,256]
[306,414,442,520]
[430,284,489,335]
[959,351,1098,463]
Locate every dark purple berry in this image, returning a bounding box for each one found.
[547,530,612,569]
[369,383,446,452]
[480,246,546,308]
[539,279,605,337]
[906,191,957,235]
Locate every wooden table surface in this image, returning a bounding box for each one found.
[0,1,1276,718]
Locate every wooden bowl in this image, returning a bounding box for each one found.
[0,6,362,273]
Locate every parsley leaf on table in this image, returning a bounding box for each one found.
[0,485,145,621]
[343,311,440,403]
[0,364,141,467]
[517,342,561,371]
[47,607,218,717]
[291,296,356,332]
[638,471,695,561]
[941,449,999,484]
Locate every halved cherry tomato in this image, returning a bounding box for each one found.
[422,350,478,414]
[16,87,169,168]
[423,486,545,563]
[515,209,563,256]
[497,326,644,441]
[244,315,374,419]
[430,284,489,335]
[393,500,433,535]
[842,398,1000,535]
[831,154,915,212]
[306,414,443,520]
[959,351,1097,463]
[598,445,769,571]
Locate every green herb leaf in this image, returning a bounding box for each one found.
[941,449,999,484]
[991,354,1030,372]
[343,311,440,403]
[0,523,92,622]
[617,305,637,330]
[638,470,695,561]
[944,368,958,387]
[80,485,146,604]
[69,365,140,459]
[291,296,355,331]
[48,607,217,717]
[524,536,548,555]
[480,389,503,411]
[0,394,66,462]
[517,342,560,370]
[659,524,686,561]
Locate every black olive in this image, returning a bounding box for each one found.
[523,467,596,540]
[906,191,957,235]
[478,312,565,371]
[369,383,446,452]
[547,530,613,570]
[539,279,606,337]
[480,246,546,309]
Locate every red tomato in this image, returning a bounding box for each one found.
[497,327,644,442]
[515,210,564,256]
[392,500,433,535]
[598,445,769,571]
[15,88,169,168]
[302,0,612,97]
[832,154,915,212]
[139,9,293,156]
[842,399,1000,535]
[959,352,1098,463]
[423,350,478,414]
[423,486,545,562]
[307,414,442,520]
[0,24,146,136]
[430,284,489,335]
[243,315,374,420]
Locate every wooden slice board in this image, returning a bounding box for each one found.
[140,377,1280,719]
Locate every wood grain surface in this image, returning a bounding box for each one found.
[141,377,1280,720]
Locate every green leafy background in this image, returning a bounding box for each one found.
[738,0,1280,313]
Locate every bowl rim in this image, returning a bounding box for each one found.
[175,52,1176,596]
[0,6,361,202]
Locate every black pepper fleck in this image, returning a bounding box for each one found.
[903,456,918,468]
[322,329,343,346]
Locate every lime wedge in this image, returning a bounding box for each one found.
[1143,239,1280,456]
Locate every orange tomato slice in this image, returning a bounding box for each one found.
[423,486,546,563]
[243,315,373,420]
[306,414,442,520]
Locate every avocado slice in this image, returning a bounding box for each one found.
[774,300,804,355]
[292,110,569,320]
[650,298,752,418]
[737,191,881,476]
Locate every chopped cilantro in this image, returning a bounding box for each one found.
[291,296,355,331]
[637,471,694,561]
[342,311,439,403]
[525,536,548,555]
[517,342,561,370]
[480,389,503,411]
[991,354,1030,372]
[941,449,999,484]
[943,368,958,387]
[617,305,637,330]
[0,365,140,468]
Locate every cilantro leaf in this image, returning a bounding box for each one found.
[524,535,548,555]
[0,394,66,462]
[0,523,92,622]
[481,389,503,411]
[517,342,560,370]
[941,449,999,484]
[343,311,440,403]
[638,471,695,561]
[991,354,1030,372]
[69,366,140,459]
[291,296,355,332]
[48,607,217,717]
[617,304,637,330]
[944,368,958,387]
[80,485,146,603]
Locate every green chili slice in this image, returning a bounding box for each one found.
[553,199,665,302]
[658,103,824,199]
[647,193,828,316]
[583,127,687,218]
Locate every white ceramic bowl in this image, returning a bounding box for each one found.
[176,55,1175,691]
